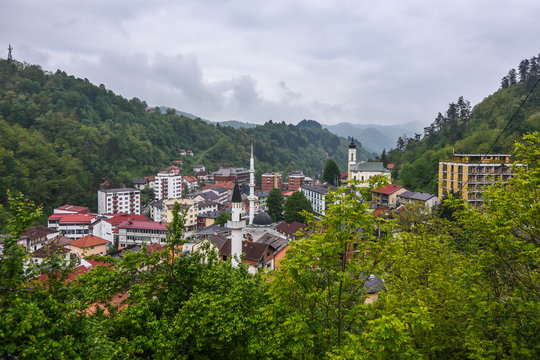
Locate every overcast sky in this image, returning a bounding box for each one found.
[1,0,539,126]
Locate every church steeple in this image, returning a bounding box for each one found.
[348,138,357,183]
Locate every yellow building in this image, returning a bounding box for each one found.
[68,234,110,257]
[438,154,515,206]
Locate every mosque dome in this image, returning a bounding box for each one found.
[252,212,273,226]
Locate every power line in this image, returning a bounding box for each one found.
[457,76,540,194]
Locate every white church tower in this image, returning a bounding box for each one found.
[227,182,244,267]
[348,137,357,181]
[248,141,256,224]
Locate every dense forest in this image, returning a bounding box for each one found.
[388,53,540,194]
[0,59,371,217]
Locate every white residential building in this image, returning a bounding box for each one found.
[117,220,169,248]
[98,188,141,215]
[301,185,329,218]
[154,167,183,200]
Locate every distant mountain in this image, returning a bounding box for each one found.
[157,107,258,129]
[323,122,424,153]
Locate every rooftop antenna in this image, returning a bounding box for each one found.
[7,44,13,62]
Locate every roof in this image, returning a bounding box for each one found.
[47,234,73,246]
[256,233,288,252]
[243,241,270,262]
[252,212,273,226]
[103,213,149,227]
[301,184,329,195]
[31,244,71,258]
[208,234,228,250]
[184,176,198,182]
[54,204,90,213]
[198,210,221,219]
[21,226,57,239]
[398,190,437,202]
[56,213,97,224]
[194,164,204,168]
[364,275,385,294]
[133,178,147,184]
[372,184,404,195]
[118,220,168,231]
[231,182,242,203]
[349,138,357,149]
[98,187,139,193]
[197,200,219,208]
[351,162,390,173]
[69,234,110,248]
[277,221,307,237]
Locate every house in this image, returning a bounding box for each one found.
[117,220,168,248]
[276,221,307,240]
[197,200,219,215]
[179,149,187,156]
[47,234,73,247]
[196,170,213,185]
[208,237,274,273]
[97,188,141,215]
[186,150,193,156]
[301,185,329,217]
[30,243,73,266]
[371,184,408,208]
[20,226,59,251]
[255,190,269,211]
[132,178,149,190]
[153,198,198,231]
[183,175,199,192]
[397,191,439,208]
[197,210,222,229]
[193,164,206,173]
[213,168,250,191]
[68,234,110,257]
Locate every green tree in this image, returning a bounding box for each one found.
[323,159,341,186]
[266,185,396,358]
[267,188,284,222]
[283,191,312,223]
[215,211,231,227]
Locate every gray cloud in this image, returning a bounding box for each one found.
[1,0,539,126]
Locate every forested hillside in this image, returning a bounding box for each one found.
[388,53,540,194]
[0,59,367,215]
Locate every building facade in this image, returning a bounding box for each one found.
[154,167,183,200]
[98,188,141,215]
[301,185,329,217]
[261,172,283,192]
[288,171,305,192]
[117,220,169,248]
[438,154,516,206]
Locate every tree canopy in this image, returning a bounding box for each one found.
[267,188,284,222]
[283,191,312,223]
[322,158,340,186]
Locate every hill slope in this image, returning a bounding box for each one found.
[0,59,368,216]
[388,53,540,194]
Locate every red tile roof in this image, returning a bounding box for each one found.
[372,184,403,195]
[184,176,198,182]
[118,220,168,231]
[277,221,307,237]
[201,181,235,191]
[104,213,148,227]
[69,234,109,248]
[56,213,97,224]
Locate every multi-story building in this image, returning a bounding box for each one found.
[301,184,328,217]
[98,188,141,215]
[152,198,199,231]
[288,171,305,192]
[154,167,183,200]
[117,220,169,248]
[438,153,517,206]
[261,172,283,192]
[48,213,98,240]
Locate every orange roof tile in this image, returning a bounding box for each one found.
[69,234,109,248]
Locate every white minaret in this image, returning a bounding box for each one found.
[348,138,357,182]
[248,141,256,224]
[227,182,244,267]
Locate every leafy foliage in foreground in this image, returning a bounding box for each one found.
[1,134,538,359]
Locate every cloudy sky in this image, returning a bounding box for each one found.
[1,0,539,126]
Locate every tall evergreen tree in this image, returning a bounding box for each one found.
[283,191,312,223]
[322,159,340,186]
[267,188,284,222]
